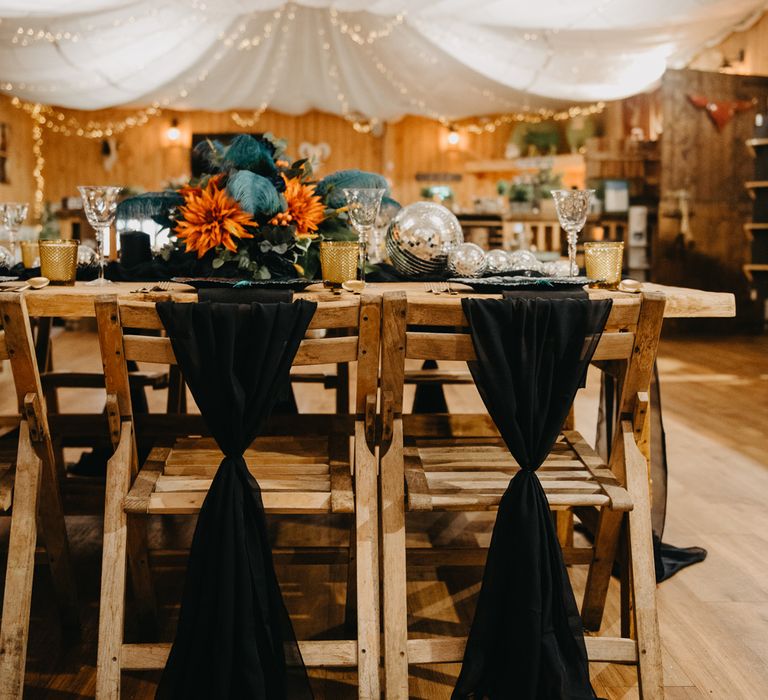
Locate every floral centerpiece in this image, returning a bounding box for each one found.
[117,133,397,280]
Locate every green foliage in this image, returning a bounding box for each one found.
[226,170,283,219]
[315,169,389,209]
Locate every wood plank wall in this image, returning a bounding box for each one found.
[0,96,563,213]
[657,68,768,326]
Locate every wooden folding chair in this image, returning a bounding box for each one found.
[93,294,381,699]
[379,290,666,699]
[0,292,79,699]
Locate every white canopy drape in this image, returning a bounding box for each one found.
[0,1,765,118]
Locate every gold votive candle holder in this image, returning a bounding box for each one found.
[320,241,359,285]
[20,241,40,268]
[585,241,624,289]
[40,239,79,285]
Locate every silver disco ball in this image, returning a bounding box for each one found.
[508,250,543,272]
[0,246,13,268]
[485,249,512,274]
[78,244,97,266]
[447,242,487,277]
[386,202,463,277]
[542,260,572,277]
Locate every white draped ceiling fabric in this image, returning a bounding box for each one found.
[0,0,766,121]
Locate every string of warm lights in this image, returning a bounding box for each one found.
[29,107,46,219]
[328,7,406,46]
[231,7,295,128]
[237,6,284,51]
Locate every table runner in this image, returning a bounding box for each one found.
[453,295,612,700]
[155,298,316,699]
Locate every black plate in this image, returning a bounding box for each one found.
[172,277,313,291]
[450,275,595,292]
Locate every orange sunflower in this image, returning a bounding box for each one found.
[270,175,325,238]
[175,176,256,258]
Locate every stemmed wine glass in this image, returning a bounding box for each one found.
[78,185,122,286]
[1,202,29,263]
[551,189,594,277]
[343,188,385,283]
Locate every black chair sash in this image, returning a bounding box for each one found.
[453,296,612,700]
[155,299,316,699]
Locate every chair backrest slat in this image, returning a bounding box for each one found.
[405,330,635,363]
[406,296,640,331]
[118,298,361,331]
[96,293,381,423]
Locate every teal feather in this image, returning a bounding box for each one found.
[316,169,390,209]
[227,170,282,219]
[222,134,278,178]
[116,191,184,221]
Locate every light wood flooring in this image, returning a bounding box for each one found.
[0,329,766,699]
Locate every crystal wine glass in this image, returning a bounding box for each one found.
[78,185,122,286]
[551,189,594,277]
[343,188,385,283]
[1,202,29,264]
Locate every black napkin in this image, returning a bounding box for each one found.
[453,295,612,700]
[503,288,588,300]
[198,287,293,304]
[155,300,316,700]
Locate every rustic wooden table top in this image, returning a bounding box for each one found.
[0,280,736,319]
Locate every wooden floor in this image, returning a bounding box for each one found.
[0,329,766,699]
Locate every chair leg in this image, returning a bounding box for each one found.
[36,440,80,634]
[556,509,574,549]
[581,508,623,631]
[380,420,409,700]
[354,424,380,699]
[343,518,357,637]
[96,426,133,700]
[623,424,664,699]
[126,514,158,640]
[0,423,43,699]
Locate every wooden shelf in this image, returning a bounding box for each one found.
[744,263,768,282]
[744,222,768,240]
[745,181,768,199]
[464,153,584,174]
[746,138,768,157]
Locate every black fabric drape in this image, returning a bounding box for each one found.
[453,296,612,700]
[155,299,316,700]
[596,365,706,582]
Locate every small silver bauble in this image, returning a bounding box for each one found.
[0,245,14,268]
[507,249,543,272]
[447,242,487,277]
[485,249,512,274]
[77,244,97,266]
[386,201,463,276]
[542,260,571,277]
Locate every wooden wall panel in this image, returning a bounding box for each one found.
[657,69,768,325]
[40,106,385,204]
[0,98,35,205]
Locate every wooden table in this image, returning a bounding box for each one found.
[13,281,736,319]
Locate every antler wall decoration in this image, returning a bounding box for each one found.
[687,94,755,131]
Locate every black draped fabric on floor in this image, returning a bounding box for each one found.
[453,296,612,700]
[155,299,316,700]
[596,366,706,582]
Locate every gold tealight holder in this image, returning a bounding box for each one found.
[585,241,624,290]
[320,241,359,286]
[20,241,40,269]
[40,239,79,285]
